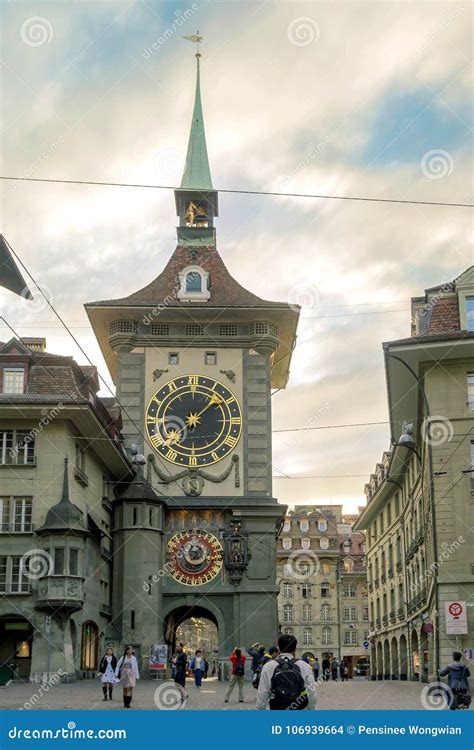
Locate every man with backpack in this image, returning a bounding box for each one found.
[256,634,317,710]
[224,648,247,704]
[439,651,471,710]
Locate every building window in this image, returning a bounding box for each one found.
[363,607,369,621]
[54,548,65,575]
[467,374,474,410]
[282,538,292,550]
[344,558,354,573]
[168,352,179,365]
[318,519,327,531]
[177,266,210,301]
[321,562,330,575]
[321,582,330,598]
[283,563,292,576]
[320,538,329,550]
[302,583,312,598]
[300,519,309,532]
[321,603,331,621]
[205,352,217,366]
[301,537,310,550]
[283,604,293,622]
[322,627,331,645]
[2,368,25,394]
[343,584,356,598]
[344,630,358,645]
[303,628,312,645]
[0,430,35,466]
[0,497,33,532]
[343,606,357,622]
[283,519,291,532]
[302,603,312,622]
[283,628,293,635]
[69,549,79,576]
[283,582,293,598]
[466,298,474,331]
[0,556,30,593]
[186,271,202,292]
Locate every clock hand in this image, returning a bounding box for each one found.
[163,394,223,443]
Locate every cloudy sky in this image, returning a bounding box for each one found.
[1,0,472,513]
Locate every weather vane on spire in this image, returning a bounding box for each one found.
[183,30,203,57]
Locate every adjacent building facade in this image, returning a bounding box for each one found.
[277,506,369,676]
[356,268,474,682]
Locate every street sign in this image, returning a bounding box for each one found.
[422,622,433,634]
[445,601,468,635]
[362,640,370,649]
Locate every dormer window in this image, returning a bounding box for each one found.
[2,368,25,394]
[466,298,474,331]
[177,266,210,302]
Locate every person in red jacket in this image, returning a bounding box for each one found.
[224,648,246,704]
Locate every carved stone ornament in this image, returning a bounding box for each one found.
[223,520,251,585]
[153,368,169,382]
[219,369,236,383]
[147,454,240,495]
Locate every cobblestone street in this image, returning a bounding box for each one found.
[1,677,454,711]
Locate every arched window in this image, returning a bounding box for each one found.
[282,537,292,550]
[186,271,202,292]
[299,518,309,532]
[80,621,99,670]
[301,537,310,550]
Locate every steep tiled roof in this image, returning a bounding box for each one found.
[89,244,286,308]
[427,297,460,334]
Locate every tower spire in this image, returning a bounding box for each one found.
[180,33,213,190]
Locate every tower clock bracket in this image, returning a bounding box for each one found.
[147,454,240,495]
[223,520,251,585]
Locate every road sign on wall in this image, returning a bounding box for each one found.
[445,601,468,635]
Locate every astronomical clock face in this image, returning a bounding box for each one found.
[145,375,242,467]
[167,530,223,586]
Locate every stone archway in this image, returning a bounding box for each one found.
[80,621,99,671]
[391,637,399,680]
[376,641,383,680]
[383,639,390,680]
[163,600,226,677]
[411,629,420,681]
[399,634,408,680]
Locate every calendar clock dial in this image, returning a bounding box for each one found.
[145,375,242,467]
[167,530,223,586]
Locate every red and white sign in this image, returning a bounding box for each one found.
[445,601,468,635]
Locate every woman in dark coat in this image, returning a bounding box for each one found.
[98,647,117,701]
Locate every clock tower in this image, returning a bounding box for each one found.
[85,48,300,674]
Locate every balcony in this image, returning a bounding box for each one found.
[381,573,386,584]
[375,617,381,628]
[369,620,375,629]
[35,575,85,612]
[374,578,380,589]
[387,567,394,579]
[74,466,89,487]
[389,610,396,623]
[382,614,388,626]
[398,607,405,620]
[396,561,402,573]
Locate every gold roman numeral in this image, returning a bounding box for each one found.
[224,435,237,448]
[150,434,163,448]
[230,417,241,425]
[188,456,197,467]
[166,448,177,461]
[188,376,199,385]
[168,381,177,393]
[225,396,235,404]
[211,451,219,461]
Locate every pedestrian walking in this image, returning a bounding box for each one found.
[203,658,209,679]
[256,634,317,710]
[224,648,247,704]
[312,657,320,681]
[331,657,339,681]
[190,649,205,688]
[262,646,279,666]
[115,646,139,708]
[340,660,348,682]
[321,656,330,682]
[173,642,188,703]
[439,651,471,710]
[98,647,117,701]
